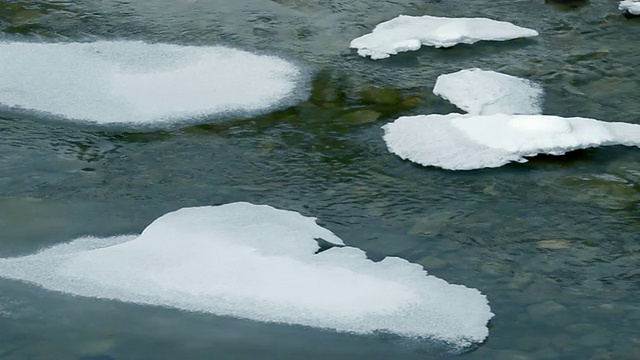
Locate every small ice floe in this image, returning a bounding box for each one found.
[350,15,538,60]
[0,41,303,125]
[433,68,544,115]
[0,202,493,348]
[619,0,640,15]
[382,114,640,170]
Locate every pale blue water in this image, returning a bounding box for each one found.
[1,0,639,359]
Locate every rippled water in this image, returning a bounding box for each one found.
[1,0,640,359]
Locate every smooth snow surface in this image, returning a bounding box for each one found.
[0,202,493,348]
[383,114,640,170]
[620,1,640,15]
[0,41,302,125]
[350,15,538,59]
[433,69,544,115]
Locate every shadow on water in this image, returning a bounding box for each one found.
[544,0,590,11]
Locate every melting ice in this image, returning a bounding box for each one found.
[0,41,303,125]
[350,15,538,60]
[383,114,640,170]
[0,202,493,349]
[620,1,640,15]
[433,68,544,115]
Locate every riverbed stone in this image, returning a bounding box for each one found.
[480,261,512,276]
[409,211,465,237]
[74,338,117,357]
[528,300,567,318]
[358,86,404,106]
[494,350,533,360]
[416,255,447,270]
[507,271,533,289]
[533,347,560,359]
[579,329,613,347]
[537,239,572,250]
[338,109,381,125]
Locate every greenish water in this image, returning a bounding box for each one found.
[1,0,640,359]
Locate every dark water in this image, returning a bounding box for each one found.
[1,0,640,359]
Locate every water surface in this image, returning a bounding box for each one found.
[1,0,639,359]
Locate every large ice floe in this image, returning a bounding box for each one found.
[0,202,493,348]
[350,15,538,60]
[0,41,303,125]
[620,1,640,15]
[383,114,640,170]
[433,69,544,115]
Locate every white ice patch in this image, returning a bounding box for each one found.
[433,69,544,115]
[0,202,492,348]
[350,15,538,60]
[382,114,640,170]
[0,41,302,125]
[620,0,640,15]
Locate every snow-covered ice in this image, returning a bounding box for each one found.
[620,1,640,15]
[0,41,303,125]
[350,15,538,60]
[433,69,544,115]
[383,114,640,170]
[0,202,493,348]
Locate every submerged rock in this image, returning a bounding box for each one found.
[358,86,405,106]
[537,240,572,250]
[338,109,381,125]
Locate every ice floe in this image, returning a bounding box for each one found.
[350,15,538,60]
[433,69,544,115]
[0,41,303,125]
[0,202,493,348]
[382,114,640,170]
[620,0,640,15]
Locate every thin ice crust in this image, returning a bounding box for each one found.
[383,114,640,170]
[620,1,640,15]
[350,15,538,59]
[0,202,493,349]
[0,41,302,125]
[433,69,544,115]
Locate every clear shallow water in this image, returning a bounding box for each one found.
[1,0,640,359]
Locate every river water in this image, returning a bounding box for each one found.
[1,0,639,359]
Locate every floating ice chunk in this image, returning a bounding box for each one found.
[620,1,640,15]
[382,114,640,170]
[350,15,538,59]
[433,68,544,115]
[0,41,303,125]
[0,202,492,349]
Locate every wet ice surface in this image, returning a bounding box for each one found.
[620,0,640,15]
[383,114,640,170]
[350,15,538,59]
[0,41,304,126]
[0,203,493,349]
[433,68,544,115]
